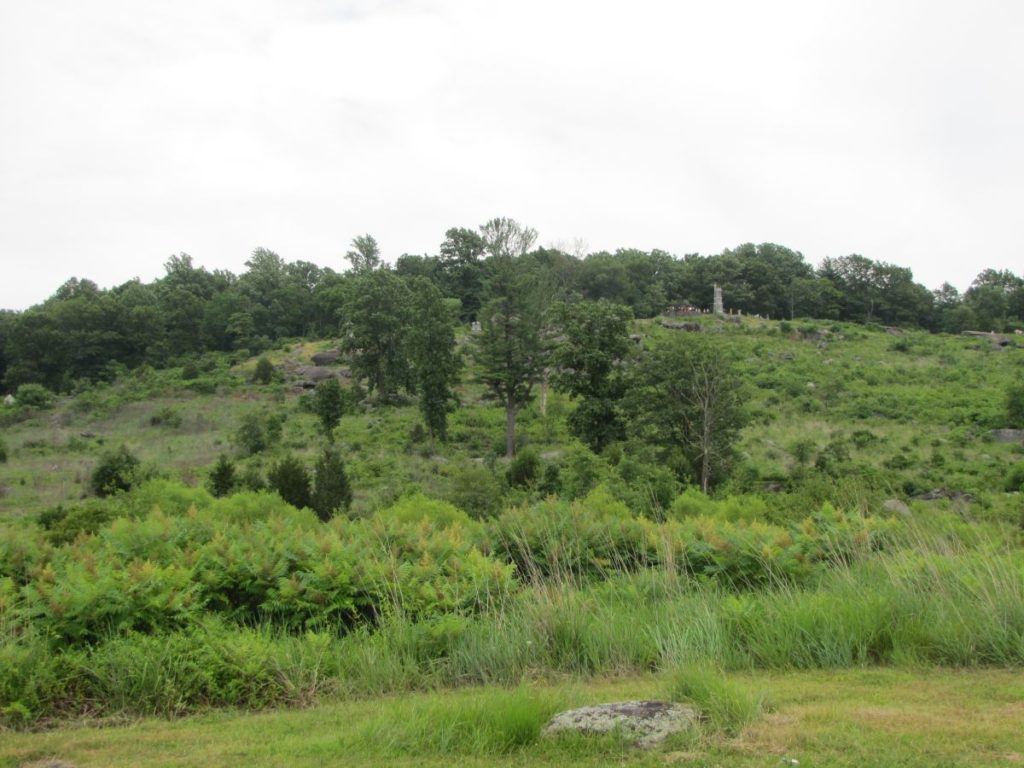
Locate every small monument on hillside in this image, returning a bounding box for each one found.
[713,284,724,316]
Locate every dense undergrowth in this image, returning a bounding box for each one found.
[1,479,1021,725]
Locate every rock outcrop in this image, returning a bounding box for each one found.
[311,350,341,366]
[543,701,697,748]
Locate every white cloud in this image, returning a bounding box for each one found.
[2,0,1023,308]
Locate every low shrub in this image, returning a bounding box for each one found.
[667,488,769,523]
[445,464,505,519]
[90,445,141,497]
[14,383,53,409]
[375,492,473,529]
[235,412,269,455]
[37,500,118,545]
[149,406,183,428]
[252,356,276,385]
[506,448,541,489]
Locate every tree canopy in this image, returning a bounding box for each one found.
[2,220,1022,398]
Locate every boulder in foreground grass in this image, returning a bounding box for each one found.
[543,701,697,748]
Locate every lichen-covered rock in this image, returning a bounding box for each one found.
[297,366,334,382]
[543,700,697,748]
[311,350,341,366]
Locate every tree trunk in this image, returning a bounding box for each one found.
[700,415,712,494]
[505,398,517,458]
[699,368,714,493]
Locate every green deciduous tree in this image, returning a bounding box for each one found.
[476,230,548,457]
[479,217,538,261]
[342,269,413,399]
[408,278,461,443]
[627,336,745,493]
[313,378,345,441]
[439,227,487,320]
[551,299,634,451]
[965,269,1024,332]
[345,234,382,273]
[818,255,933,326]
[91,445,141,497]
[235,412,269,455]
[577,248,673,319]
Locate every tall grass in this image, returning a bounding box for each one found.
[349,686,564,756]
[667,665,763,736]
[2,521,1022,724]
[428,530,1024,682]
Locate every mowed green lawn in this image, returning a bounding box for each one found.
[3,668,1022,768]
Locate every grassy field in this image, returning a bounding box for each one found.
[3,668,1022,768]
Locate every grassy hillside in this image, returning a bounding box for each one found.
[1,316,1021,521]
[1,315,1022,762]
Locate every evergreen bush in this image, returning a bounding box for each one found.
[268,455,312,509]
[207,454,237,498]
[311,447,352,520]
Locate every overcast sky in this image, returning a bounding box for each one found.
[1,0,1022,310]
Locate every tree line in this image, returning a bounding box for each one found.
[1,219,1022,396]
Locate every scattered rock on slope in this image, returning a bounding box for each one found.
[311,349,341,366]
[882,499,911,516]
[989,429,1024,444]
